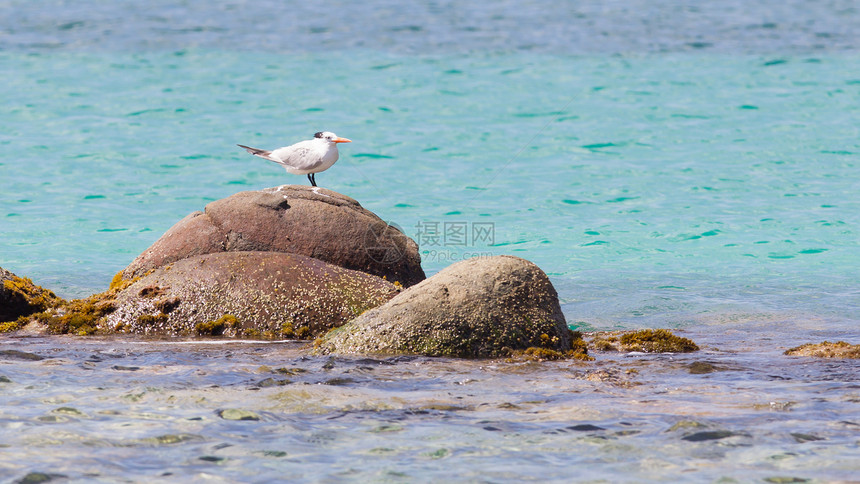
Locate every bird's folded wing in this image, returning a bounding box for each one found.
[272,146,318,170]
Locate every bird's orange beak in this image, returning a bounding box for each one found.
[333,137,351,143]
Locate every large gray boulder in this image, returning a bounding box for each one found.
[104,251,399,338]
[122,186,425,287]
[316,255,571,358]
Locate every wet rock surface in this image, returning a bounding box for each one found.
[104,251,400,338]
[122,185,425,287]
[316,255,571,358]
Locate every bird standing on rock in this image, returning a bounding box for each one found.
[238,131,351,187]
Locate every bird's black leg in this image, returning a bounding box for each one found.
[308,173,317,187]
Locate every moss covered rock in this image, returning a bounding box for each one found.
[784,341,860,358]
[315,255,571,358]
[1,267,62,327]
[103,251,399,338]
[588,329,699,353]
[13,272,142,335]
[122,185,425,287]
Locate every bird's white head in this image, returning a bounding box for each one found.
[314,131,352,144]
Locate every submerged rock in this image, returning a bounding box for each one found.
[784,341,860,358]
[122,185,425,287]
[104,251,399,338]
[16,472,69,484]
[0,267,61,327]
[217,408,261,421]
[315,255,571,358]
[0,349,46,361]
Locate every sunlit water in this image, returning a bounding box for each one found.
[2,329,859,483]
[1,1,859,482]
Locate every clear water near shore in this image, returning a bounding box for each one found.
[1,330,859,483]
[1,0,859,482]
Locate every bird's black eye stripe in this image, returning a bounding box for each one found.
[314,132,324,139]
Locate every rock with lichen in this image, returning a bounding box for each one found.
[1,267,62,328]
[784,341,860,358]
[315,255,571,358]
[122,185,425,287]
[103,251,399,338]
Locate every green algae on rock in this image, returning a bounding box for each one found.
[22,290,119,336]
[784,341,860,358]
[0,267,62,328]
[1,266,125,335]
[7,268,153,335]
[315,255,571,358]
[588,329,699,353]
[517,346,591,362]
[510,331,594,362]
[195,314,239,336]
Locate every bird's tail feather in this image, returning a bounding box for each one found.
[237,144,270,156]
[237,144,278,162]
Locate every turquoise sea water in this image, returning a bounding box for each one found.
[4,51,859,328]
[2,1,859,482]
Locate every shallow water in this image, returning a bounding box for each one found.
[2,329,859,483]
[2,1,859,481]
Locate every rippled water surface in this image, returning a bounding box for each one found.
[4,51,859,318]
[1,0,859,481]
[2,330,859,483]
